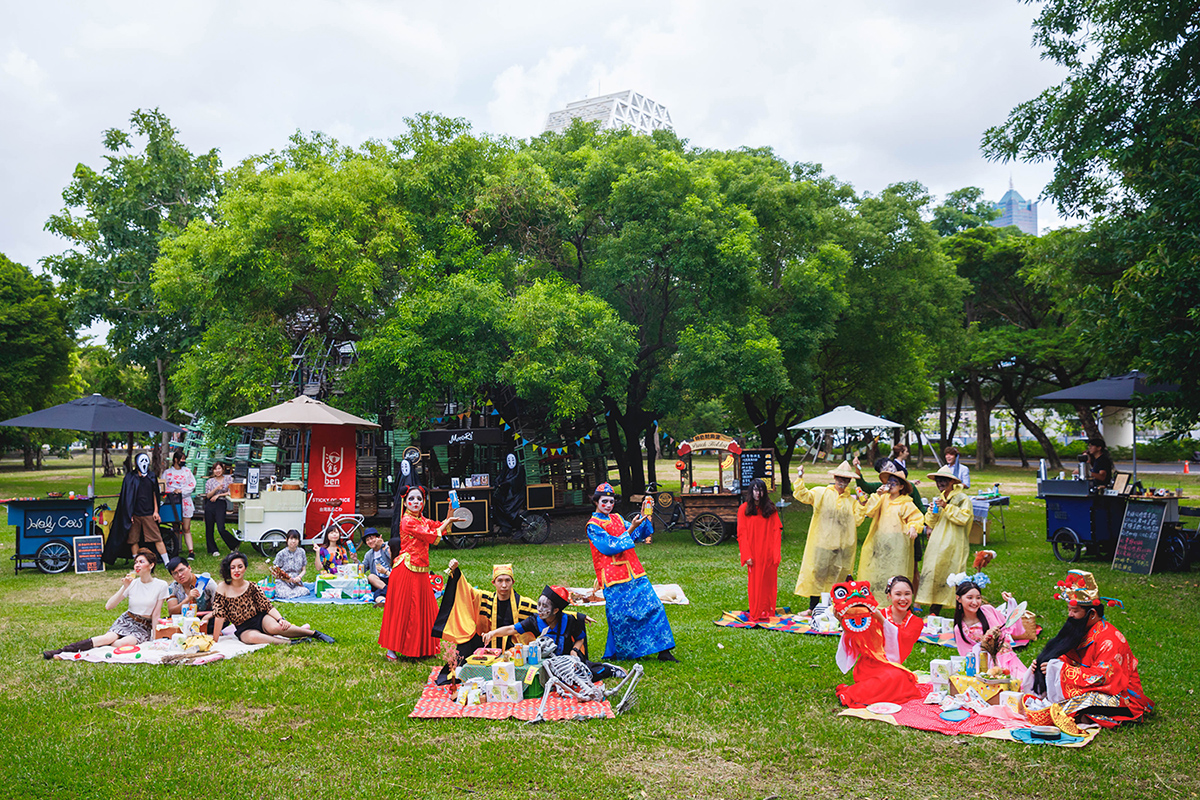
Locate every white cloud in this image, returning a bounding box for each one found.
[488,47,587,137]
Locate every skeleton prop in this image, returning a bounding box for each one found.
[527,635,643,724]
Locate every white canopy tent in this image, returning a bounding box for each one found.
[788,405,904,463]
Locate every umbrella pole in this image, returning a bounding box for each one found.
[1131,407,1138,483]
[91,435,97,497]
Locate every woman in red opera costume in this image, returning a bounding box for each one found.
[378,486,462,660]
[737,478,782,621]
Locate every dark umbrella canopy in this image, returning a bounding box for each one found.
[1035,371,1179,406]
[0,394,183,433]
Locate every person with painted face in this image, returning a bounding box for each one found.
[586,483,677,662]
[792,462,869,613]
[856,461,924,604]
[378,485,463,661]
[485,585,623,680]
[915,465,973,615]
[119,452,167,565]
[44,548,170,658]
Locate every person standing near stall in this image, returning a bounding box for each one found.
[737,478,782,622]
[793,462,868,613]
[586,483,678,662]
[203,462,238,556]
[378,486,462,661]
[943,446,971,488]
[1075,437,1115,487]
[162,452,198,562]
[915,466,973,615]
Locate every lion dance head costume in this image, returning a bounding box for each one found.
[831,577,922,708]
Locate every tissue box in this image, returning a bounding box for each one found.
[487,680,523,703]
[998,690,1023,714]
[929,659,953,682]
[491,660,515,683]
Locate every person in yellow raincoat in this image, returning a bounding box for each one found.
[793,461,868,613]
[915,465,973,613]
[857,461,924,603]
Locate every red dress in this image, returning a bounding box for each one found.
[883,607,923,663]
[835,609,921,708]
[737,504,782,620]
[378,512,442,657]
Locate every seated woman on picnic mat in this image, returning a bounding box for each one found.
[271,529,311,600]
[317,526,356,573]
[915,465,973,616]
[44,548,170,659]
[857,461,924,604]
[211,552,334,645]
[950,567,1028,681]
[831,577,921,708]
[880,575,923,663]
[792,461,868,614]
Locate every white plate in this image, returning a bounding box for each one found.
[866,702,902,715]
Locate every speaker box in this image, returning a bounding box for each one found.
[526,483,555,510]
[434,498,489,535]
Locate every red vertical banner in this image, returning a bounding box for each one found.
[305,425,357,541]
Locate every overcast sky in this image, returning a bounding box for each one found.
[3,0,1070,276]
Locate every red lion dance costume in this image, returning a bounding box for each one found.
[832,578,922,708]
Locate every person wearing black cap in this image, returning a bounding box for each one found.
[484,585,622,680]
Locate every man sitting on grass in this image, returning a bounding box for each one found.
[360,528,391,603]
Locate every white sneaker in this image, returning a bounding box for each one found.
[374,595,385,605]
[210,551,221,557]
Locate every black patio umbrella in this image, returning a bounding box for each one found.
[1036,371,1180,480]
[0,393,184,493]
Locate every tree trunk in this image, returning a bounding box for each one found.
[1014,417,1028,468]
[948,388,964,445]
[1075,405,1102,440]
[125,435,135,473]
[102,434,117,478]
[967,372,997,468]
[603,407,628,493]
[22,435,35,470]
[645,422,658,489]
[939,380,948,450]
[1009,402,1064,471]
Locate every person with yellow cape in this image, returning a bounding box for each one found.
[857,460,924,604]
[431,559,538,684]
[793,461,869,613]
[915,465,973,614]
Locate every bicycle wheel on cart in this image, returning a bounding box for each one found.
[518,512,550,545]
[445,534,479,550]
[1051,527,1081,562]
[35,540,73,574]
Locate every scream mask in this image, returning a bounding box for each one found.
[136,453,151,476]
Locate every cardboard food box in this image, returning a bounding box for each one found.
[929,659,953,683]
[998,690,1024,714]
[491,660,516,683]
[487,680,523,703]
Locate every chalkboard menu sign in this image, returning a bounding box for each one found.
[1111,500,1166,575]
[74,534,105,574]
[739,449,775,492]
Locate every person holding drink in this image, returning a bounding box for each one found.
[792,462,869,613]
[915,466,973,615]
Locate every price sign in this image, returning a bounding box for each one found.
[739,449,775,492]
[74,534,105,574]
[1111,500,1166,575]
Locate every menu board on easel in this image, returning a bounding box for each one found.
[738,449,775,492]
[74,535,105,574]
[1111,501,1166,575]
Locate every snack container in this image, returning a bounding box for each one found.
[929,659,953,682]
[487,680,523,703]
[999,691,1023,714]
[949,655,966,675]
[491,660,515,683]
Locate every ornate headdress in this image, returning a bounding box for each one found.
[492,564,514,580]
[946,571,991,590]
[830,577,878,638]
[594,482,616,496]
[541,585,570,611]
[1053,569,1123,609]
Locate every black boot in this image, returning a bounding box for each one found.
[657,649,679,663]
[44,638,94,660]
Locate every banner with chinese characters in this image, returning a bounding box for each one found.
[305,425,357,541]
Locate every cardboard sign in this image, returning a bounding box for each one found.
[305,425,358,540]
[1111,500,1166,575]
[246,467,261,496]
[73,534,105,574]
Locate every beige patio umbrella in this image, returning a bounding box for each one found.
[227,396,380,485]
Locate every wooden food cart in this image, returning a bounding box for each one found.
[669,433,775,546]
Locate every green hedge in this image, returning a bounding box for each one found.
[953,437,1199,462]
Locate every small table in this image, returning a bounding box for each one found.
[971,495,1010,546]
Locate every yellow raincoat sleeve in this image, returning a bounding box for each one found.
[861,493,884,520]
[851,493,870,526]
[942,492,974,526]
[794,480,817,506]
[898,498,925,533]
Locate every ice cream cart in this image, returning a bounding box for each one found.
[7,496,97,574]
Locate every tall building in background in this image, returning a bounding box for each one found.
[990,181,1038,235]
[545,90,673,135]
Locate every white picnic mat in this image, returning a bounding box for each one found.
[54,637,267,665]
[567,583,690,606]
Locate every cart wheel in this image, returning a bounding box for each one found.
[445,535,478,550]
[256,530,288,558]
[691,513,727,546]
[158,526,180,559]
[1052,528,1081,562]
[518,513,550,545]
[35,540,72,574]
[1154,531,1188,572]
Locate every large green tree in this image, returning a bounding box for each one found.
[44,109,220,422]
[0,253,77,468]
[983,0,1200,425]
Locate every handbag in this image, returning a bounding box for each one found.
[1014,610,1039,641]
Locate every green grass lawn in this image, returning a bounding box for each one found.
[1,457,1197,799]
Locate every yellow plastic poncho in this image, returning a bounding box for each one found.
[793,480,868,597]
[915,485,973,607]
[857,492,925,603]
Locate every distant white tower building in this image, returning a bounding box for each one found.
[544,90,673,135]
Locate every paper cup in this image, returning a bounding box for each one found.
[820,592,831,605]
